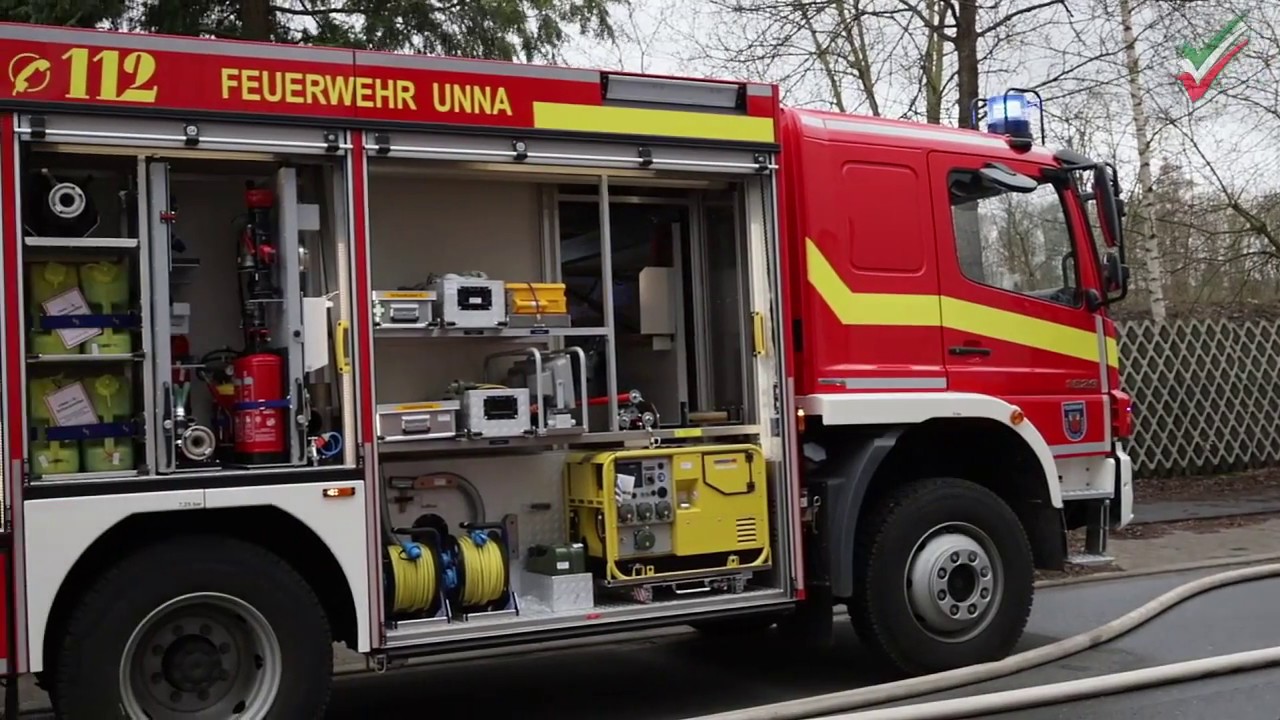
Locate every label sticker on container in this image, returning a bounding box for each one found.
[38,456,48,468]
[43,287,102,349]
[556,561,570,570]
[615,472,637,502]
[111,452,121,466]
[45,381,100,427]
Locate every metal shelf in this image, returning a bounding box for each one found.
[376,424,765,457]
[32,469,140,483]
[373,325,610,341]
[27,352,143,364]
[25,236,139,249]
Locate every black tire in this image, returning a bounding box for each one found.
[850,477,1034,676]
[51,535,333,720]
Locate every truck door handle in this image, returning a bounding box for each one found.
[949,346,992,357]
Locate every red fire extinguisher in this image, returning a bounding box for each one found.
[233,352,288,465]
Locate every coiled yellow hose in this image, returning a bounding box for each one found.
[386,544,436,614]
[457,534,506,607]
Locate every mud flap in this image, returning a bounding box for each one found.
[778,478,834,648]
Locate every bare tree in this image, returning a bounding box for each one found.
[1118,0,1170,322]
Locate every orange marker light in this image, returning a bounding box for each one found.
[322,486,356,498]
[1009,408,1025,425]
[796,408,807,434]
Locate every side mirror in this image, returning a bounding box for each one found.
[1092,164,1123,249]
[1102,249,1129,304]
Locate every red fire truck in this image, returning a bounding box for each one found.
[0,21,1133,718]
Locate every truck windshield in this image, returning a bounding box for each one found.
[948,169,1079,308]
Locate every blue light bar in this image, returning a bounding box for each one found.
[986,93,1034,140]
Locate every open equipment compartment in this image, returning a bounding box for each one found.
[20,149,150,481]
[365,131,793,646]
[146,155,355,474]
[15,114,359,486]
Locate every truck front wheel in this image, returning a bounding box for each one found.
[51,535,333,719]
[852,477,1034,676]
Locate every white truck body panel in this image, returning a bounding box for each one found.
[798,391,1066,509]
[23,481,370,672]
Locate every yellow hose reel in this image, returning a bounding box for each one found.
[385,515,512,619]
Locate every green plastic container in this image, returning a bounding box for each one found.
[29,331,81,356]
[28,262,80,317]
[80,260,129,310]
[82,438,134,473]
[31,437,80,478]
[87,372,132,420]
[525,543,587,576]
[83,330,133,355]
[28,376,67,424]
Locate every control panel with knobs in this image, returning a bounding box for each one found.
[613,458,674,557]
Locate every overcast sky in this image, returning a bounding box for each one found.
[560,1,1280,201]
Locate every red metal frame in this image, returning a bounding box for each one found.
[1,111,21,673]
[346,132,385,645]
[1,113,20,467]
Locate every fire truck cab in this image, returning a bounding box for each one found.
[783,97,1134,670]
[0,24,1132,719]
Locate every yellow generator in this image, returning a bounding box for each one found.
[565,444,771,588]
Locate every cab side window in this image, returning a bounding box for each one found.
[948,169,1081,308]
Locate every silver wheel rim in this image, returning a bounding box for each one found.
[904,522,1003,643]
[119,592,282,719]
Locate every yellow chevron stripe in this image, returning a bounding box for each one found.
[805,237,942,325]
[532,102,776,144]
[805,238,1119,368]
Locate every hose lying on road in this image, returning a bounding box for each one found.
[685,562,1280,720]
[822,645,1280,719]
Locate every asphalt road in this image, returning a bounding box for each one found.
[15,568,1280,718]
[882,568,1280,720]
[315,567,1280,719]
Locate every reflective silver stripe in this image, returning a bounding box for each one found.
[0,23,348,64]
[818,377,948,390]
[14,126,351,151]
[746,84,774,97]
[1051,442,1110,456]
[355,51,598,82]
[366,141,775,171]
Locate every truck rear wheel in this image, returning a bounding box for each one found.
[852,477,1034,676]
[51,535,333,719]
